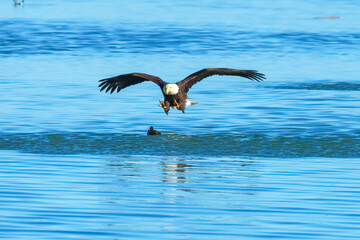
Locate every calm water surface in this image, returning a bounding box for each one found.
[1,0,360,239]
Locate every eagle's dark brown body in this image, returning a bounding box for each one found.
[99,68,265,114]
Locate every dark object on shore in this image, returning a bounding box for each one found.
[315,16,339,19]
[147,126,161,135]
[99,68,265,115]
[14,0,24,6]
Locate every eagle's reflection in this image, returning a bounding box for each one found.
[161,158,192,184]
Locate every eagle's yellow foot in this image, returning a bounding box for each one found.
[159,100,166,108]
[173,99,180,109]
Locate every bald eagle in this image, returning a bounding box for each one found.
[98,68,265,114]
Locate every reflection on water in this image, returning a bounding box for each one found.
[161,158,191,204]
[162,158,190,184]
[0,152,357,239]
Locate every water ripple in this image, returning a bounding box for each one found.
[268,82,360,91]
[0,132,359,158]
[1,20,359,55]
[1,151,360,239]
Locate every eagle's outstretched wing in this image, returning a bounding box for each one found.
[98,73,168,94]
[176,68,265,92]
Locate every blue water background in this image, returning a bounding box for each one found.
[1,0,360,239]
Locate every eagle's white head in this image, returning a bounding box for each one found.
[163,84,179,95]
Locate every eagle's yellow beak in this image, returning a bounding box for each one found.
[166,87,170,95]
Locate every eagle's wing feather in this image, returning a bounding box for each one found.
[98,73,168,94]
[177,68,265,92]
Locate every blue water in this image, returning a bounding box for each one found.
[1,0,360,239]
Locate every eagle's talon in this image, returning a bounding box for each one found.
[159,100,166,109]
[173,99,180,109]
